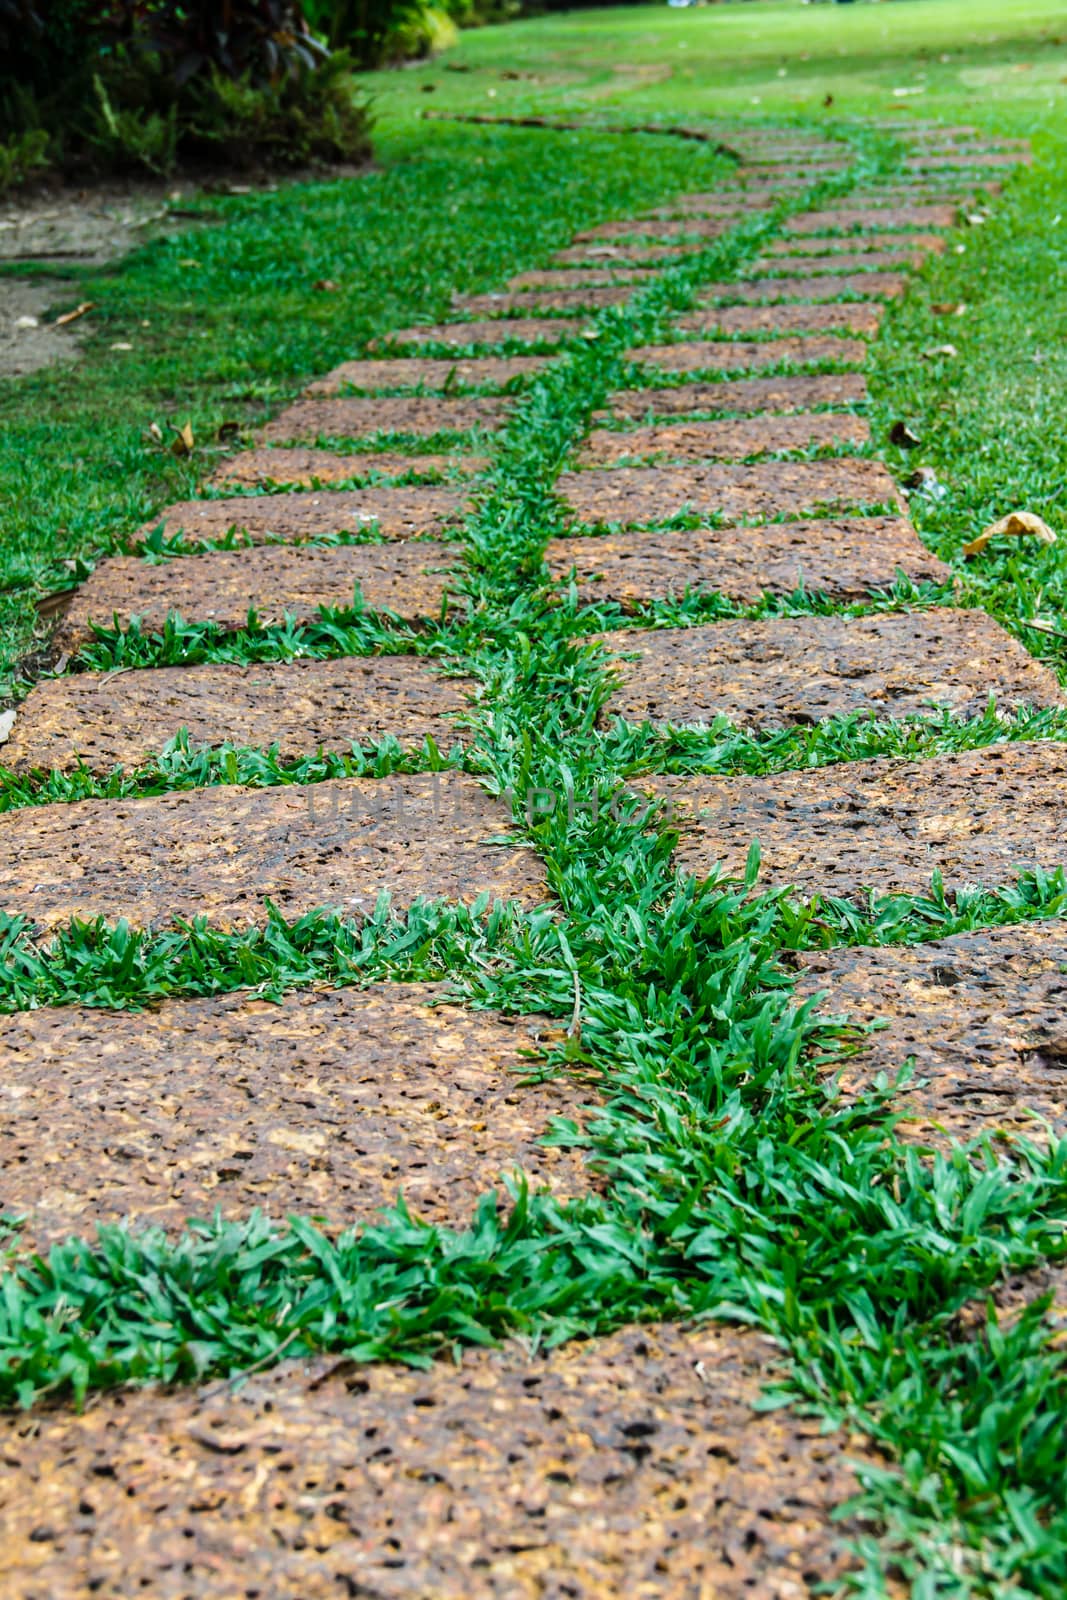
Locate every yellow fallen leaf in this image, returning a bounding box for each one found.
[55,301,95,327]
[171,421,195,457]
[962,510,1057,559]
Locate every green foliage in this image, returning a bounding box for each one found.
[0,0,371,186]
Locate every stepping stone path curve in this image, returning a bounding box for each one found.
[3,118,1063,1597]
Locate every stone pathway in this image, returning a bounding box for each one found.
[1,119,1063,1597]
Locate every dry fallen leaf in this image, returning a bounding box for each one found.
[932,301,967,316]
[889,421,921,448]
[313,279,340,292]
[922,343,958,360]
[0,708,15,746]
[171,421,195,457]
[55,301,95,327]
[962,511,1057,559]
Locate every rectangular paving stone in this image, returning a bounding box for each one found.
[577,411,870,466]
[630,336,869,375]
[454,285,632,315]
[756,249,931,275]
[132,486,469,547]
[698,272,908,303]
[305,355,549,395]
[573,216,733,241]
[0,983,579,1249]
[385,317,583,349]
[210,446,487,489]
[602,371,868,423]
[784,204,958,234]
[54,541,463,647]
[794,922,1067,1145]
[5,655,475,773]
[553,240,705,265]
[644,742,1067,902]
[676,303,884,337]
[0,1321,870,1600]
[595,610,1064,729]
[258,395,509,444]
[509,266,656,288]
[557,459,899,526]
[647,192,779,215]
[0,770,543,935]
[545,516,950,605]
[905,151,1029,170]
[767,231,946,257]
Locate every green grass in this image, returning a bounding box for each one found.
[1,5,1067,1594]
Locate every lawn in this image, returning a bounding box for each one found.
[1,4,1066,1594]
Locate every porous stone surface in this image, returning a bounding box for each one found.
[454,285,632,315]
[630,336,868,374]
[784,204,958,234]
[765,231,947,256]
[509,267,656,288]
[54,540,464,646]
[209,447,487,488]
[553,241,705,265]
[644,742,1067,901]
[698,273,907,303]
[258,396,509,444]
[594,610,1065,729]
[385,318,583,349]
[578,412,870,465]
[305,355,548,395]
[676,303,883,337]
[0,1322,874,1599]
[601,371,868,422]
[4,656,475,773]
[131,487,469,546]
[0,771,544,934]
[794,922,1067,1144]
[574,215,733,241]
[0,983,582,1247]
[545,516,949,605]
[755,250,931,275]
[556,459,899,526]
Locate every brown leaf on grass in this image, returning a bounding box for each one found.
[889,421,921,448]
[54,301,95,327]
[922,343,958,360]
[932,301,967,316]
[962,511,1057,559]
[171,421,195,458]
[313,279,340,292]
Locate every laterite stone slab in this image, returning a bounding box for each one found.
[645,742,1067,901]
[602,371,868,422]
[0,1322,874,1599]
[905,151,1028,170]
[258,395,509,444]
[557,459,899,526]
[509,267,655,289]
[766,231,946,257]
[305,355,548,395]
[574,215,733,241]
[455,285,631,315]
[209,447,487,489]
[545,516,948,605]
[5,656,474,773]
[676,303,884,337]
[577,411,870,466]
[756,250,930,275]
[795,922,1067,1145]
[132,486,469,546]
[630,336,868,375]
[595,610,1064,730]
[0,771,543,934]
[784,205,957,234]
[54,541,463,646]
[553,241,704,265]
[699,273,907,303]
[386,318,583,349]
[647,193,778,215]
[0,984,580,1248]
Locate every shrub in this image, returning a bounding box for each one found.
[0,0,372,188]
